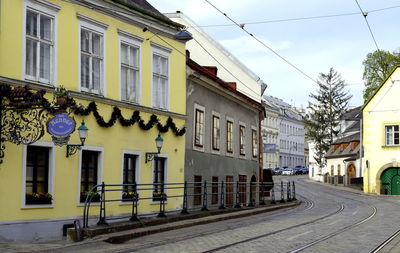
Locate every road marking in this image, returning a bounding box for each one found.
[352,211,358,216]
[327,221,338,226]
[287,231,312,241]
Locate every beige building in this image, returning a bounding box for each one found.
[363,66,400,195]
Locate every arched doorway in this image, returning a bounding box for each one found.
[347,164,356,185]
[380,167,400,195]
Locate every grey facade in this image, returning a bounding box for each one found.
[185,58,263,208]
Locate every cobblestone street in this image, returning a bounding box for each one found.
[11,176,397,253]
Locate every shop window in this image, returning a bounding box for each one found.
[211,176,218,204]
[193,175,202,205]
[25,146,51,205]
[153,157,166,200]
[80,150,99,202]
[122,154,137,201]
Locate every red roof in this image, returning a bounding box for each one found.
[186,57,262,109]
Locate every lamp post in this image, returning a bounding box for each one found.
[66,121,88,157]
[145,134,164,163]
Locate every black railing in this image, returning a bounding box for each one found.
[82,180,296,228]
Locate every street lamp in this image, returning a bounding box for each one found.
[146,134,164,163]
[66,121,88,157]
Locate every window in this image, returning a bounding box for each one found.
[239,175,247,205]
[337,165,341,176]
[25,9,54,83]
[152,47,169,110]
[25,146,51,205]
[211,176,218,205]
[227,120,233,153]
[153,157,166,200]
[225,176,234,206]
[122,154,137,200]
[121,43,140,103]
[193,175,202,205]
[80,28,103,94]
[80,150,99,202]
[212,115,220,150]
[194,109,204,147]
[385,125,399,146]
[252,129,258,158]
[239,125,245,155]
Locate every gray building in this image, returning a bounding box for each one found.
[185,57,264,208]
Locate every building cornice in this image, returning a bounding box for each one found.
[0,76,186,120]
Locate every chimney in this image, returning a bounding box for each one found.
[226,82,237,90]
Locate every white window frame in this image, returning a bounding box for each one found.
[120,150,141,204]
[21,141,56,209]
[151,42,171,111]
[77,145,104,206]
[23,0,59,85]
[385,125,400,146]
[151,154,168,204]
[78,14,107,96]
[193,104,205,152]
[239,121,246,157]
[211,111,221,154]
[118,30,143,104]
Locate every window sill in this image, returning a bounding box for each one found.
[382,145,400,148]
[21,204,54,209]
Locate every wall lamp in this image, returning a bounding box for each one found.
[66,121,88,157]
[145,134,164,163]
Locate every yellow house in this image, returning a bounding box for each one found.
[362,65,400,195]
[0,0,189,241]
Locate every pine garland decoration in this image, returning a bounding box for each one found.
[72,102,185,136]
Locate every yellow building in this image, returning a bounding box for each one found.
[362,66,400,195]
[0,0,189,241]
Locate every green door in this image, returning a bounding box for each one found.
[392,175,400,195]
[381,167,400,195]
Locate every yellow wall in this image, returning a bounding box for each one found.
[0,0,186,222]
[363,67,400,194]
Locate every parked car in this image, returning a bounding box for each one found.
[282,168,295,175]
[272,168,283,175]
[301,167,309,175]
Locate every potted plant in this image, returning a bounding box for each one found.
[54,85,69,105]
[25,192,52,205]
[152,191,166,201]
[122,191,138,201]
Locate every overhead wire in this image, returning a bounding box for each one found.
[353,0,397,113]
[204,0,318,85]
[192,5,400,28]
[144,28,262,99]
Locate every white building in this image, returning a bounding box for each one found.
[262,101,280,169]
[264,96,305,168]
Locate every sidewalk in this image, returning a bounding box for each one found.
[0,200,301,253]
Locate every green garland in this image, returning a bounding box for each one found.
[72,102,185,136]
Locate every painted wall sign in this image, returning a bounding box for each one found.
[47,113,76,146]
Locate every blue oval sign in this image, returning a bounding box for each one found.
[47,113,76,137]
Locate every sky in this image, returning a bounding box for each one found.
[147,0,400,108]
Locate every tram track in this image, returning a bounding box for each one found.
[202,179,377,253]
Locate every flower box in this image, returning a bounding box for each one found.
[122,192,138,202]
[80,192,100,203]
[25,193,52,205]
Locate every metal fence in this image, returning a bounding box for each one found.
[82,180,297,228]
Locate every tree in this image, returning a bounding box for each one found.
[305,68,352,168]
[362,50,400,101]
